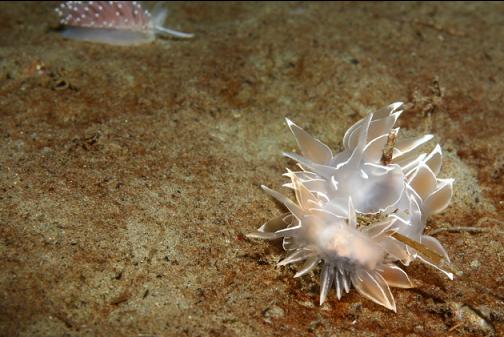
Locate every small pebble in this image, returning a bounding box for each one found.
[470,260,480,269]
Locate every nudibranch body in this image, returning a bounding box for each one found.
[55,1,194,46]
[248,102,454,311]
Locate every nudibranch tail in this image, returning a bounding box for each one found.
[153,25,195,39]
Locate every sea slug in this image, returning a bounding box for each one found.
[248,102,454,311]
[55,1,193,45]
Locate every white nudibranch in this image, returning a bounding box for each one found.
[55,1,194,46]
[248,102,454,312]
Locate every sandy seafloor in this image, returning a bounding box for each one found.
[0,2,503,337]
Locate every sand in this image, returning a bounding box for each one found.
[0,2,503,336]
